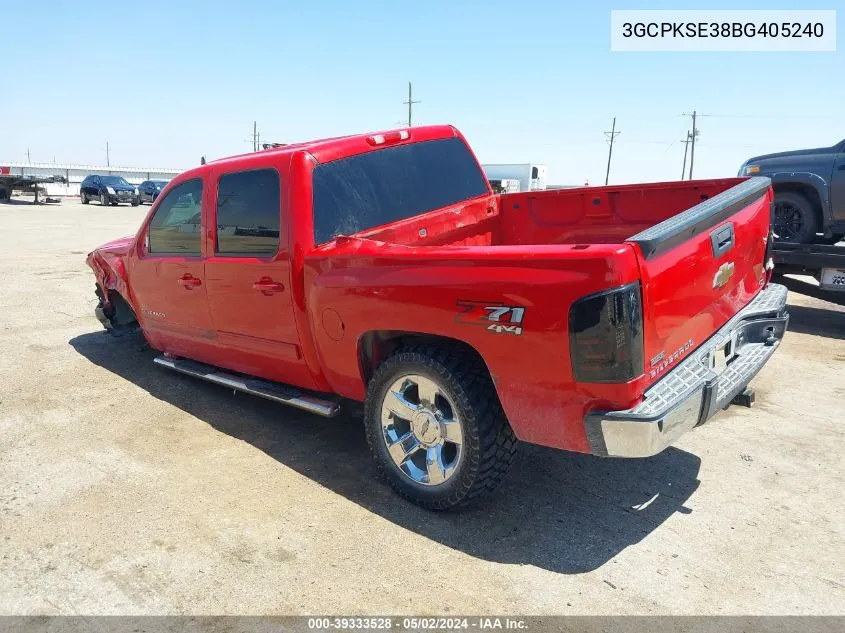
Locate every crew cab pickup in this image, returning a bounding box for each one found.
[87,125,789,509]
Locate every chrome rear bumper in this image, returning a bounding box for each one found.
[585,283,789,458]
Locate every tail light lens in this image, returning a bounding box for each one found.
[569,282,644,383]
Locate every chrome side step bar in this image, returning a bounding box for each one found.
[153,356,341,418]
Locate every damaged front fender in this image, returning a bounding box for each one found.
[86,236,136,332]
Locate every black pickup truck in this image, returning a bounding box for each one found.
[739,139,845,244]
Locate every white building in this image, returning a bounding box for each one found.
[0,162,184,197]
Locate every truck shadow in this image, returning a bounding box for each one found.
[780,303,845,340]
[70,330,701,575]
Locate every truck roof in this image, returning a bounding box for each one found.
[209,125,459,169]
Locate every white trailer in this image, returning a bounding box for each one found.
[481,163,547,192]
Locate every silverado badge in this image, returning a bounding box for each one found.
[713,262,735,289]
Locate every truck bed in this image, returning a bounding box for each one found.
[312,175,773,442]
[355,178,748,248]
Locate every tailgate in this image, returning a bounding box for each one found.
[627,177,773,384]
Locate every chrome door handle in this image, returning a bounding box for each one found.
[253,278,284,294]
[177,274,202,289]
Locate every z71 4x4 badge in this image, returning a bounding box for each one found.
[455,300,525,336]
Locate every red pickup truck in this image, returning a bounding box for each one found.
[87,125,789,509]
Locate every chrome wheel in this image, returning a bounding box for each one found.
[380,374,463,486]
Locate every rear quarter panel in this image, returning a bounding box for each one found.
[303,242,645,452]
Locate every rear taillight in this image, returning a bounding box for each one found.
[569,282,644,383]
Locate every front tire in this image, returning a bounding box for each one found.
[364,345,518,510]
[773,191,818,244]
[100,193,108,206]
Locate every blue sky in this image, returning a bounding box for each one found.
[1,0,841,184]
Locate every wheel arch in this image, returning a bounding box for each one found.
[357,330,492,387]
[770,173,830,229]
[101,288,138,327]
[88,252,135,322]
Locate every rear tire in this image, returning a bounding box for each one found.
[81,191,88,204]
[773,191,818,244]
[364,345,518,510]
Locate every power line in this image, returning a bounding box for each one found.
[700,113,842,119]
[403,82,420,127]
[604,117,621,185]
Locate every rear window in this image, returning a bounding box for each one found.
[312,137,489,245]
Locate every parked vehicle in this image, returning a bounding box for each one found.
[80,175,140,206]
[137,180,170,205]
[482,163,547,192]
[86,125,788,510]
[0,167,66,202]
[739,139,845,244]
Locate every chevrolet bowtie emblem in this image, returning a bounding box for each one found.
[713,262,735,289]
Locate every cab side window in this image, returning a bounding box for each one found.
[215,169,280,256]
[148,178,203,255]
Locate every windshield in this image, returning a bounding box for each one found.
[311,137,489,246]
[153,180,169,186]
[101,176,132,186]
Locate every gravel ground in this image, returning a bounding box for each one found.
[1,198,843,615]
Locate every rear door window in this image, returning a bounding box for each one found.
[215,168,281,256]
[312,137,489,245]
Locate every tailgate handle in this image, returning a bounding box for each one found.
[710,223,735,257]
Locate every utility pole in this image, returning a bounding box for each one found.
[403,82,420,127]
[689,110,697,179]
[680,131,691,180]
[253,121,258,152]
[106,142,110,167]
[604,117,621,185]
[26,148,31,164]
[680,110,702,179]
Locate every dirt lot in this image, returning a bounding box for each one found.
[1,198,844,615]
